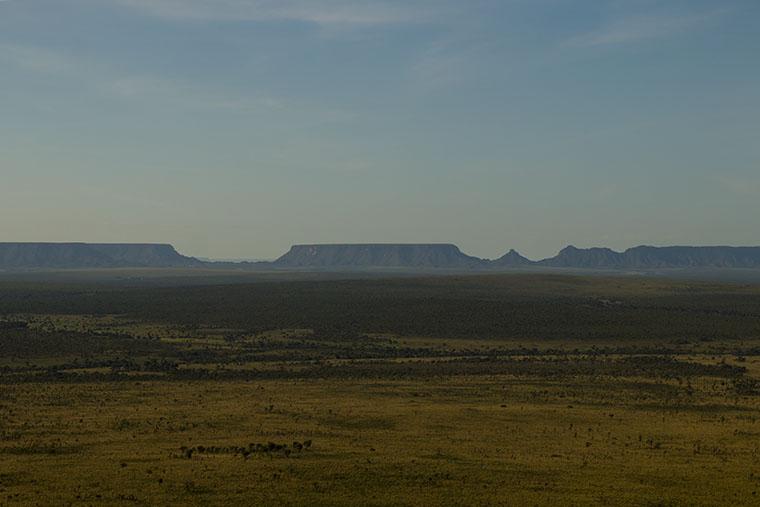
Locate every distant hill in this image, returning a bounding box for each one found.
[491,249,533,267]
[538,246,626,268]
[537,245,760,269]
[0,243,202,269]
[272,244,760,270]
[3,242,760,272]
[273,243,760,270]
[274,244,486,269]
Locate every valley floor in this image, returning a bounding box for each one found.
[2,274,760,505]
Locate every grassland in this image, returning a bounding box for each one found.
[2,274,760,505]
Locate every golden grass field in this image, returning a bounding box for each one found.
[3,274,760,505]
[3,371,760,506]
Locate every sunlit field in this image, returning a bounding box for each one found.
[3,274,760,505]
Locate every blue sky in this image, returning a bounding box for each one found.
[1,0,759,260]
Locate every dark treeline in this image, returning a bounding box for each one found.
[2,276,760,341]
[2,275,759,389]
[0,356,746,385]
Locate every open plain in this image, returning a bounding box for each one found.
[2,273,760,506]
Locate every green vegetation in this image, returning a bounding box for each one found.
[2,274,760,505]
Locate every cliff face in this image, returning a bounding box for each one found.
[274,244,485,269]
[0,243,202,269]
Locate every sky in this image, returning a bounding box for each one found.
[1,0,759,261]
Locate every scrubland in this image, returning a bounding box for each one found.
[2,274,760,505]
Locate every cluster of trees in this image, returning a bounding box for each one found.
[0,320,28,330]
[181,440,312,459]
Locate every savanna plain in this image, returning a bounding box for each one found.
[2,273,760,506]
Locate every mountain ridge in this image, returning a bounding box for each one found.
[2,242,760,271]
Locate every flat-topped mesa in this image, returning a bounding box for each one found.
[87,244,202,267]
[0,243,202,269]
[274,244,486,269]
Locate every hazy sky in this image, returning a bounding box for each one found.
[1,0,759,260]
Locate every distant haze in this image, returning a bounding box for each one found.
[1,0,759,260]
[5,242,760,272]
